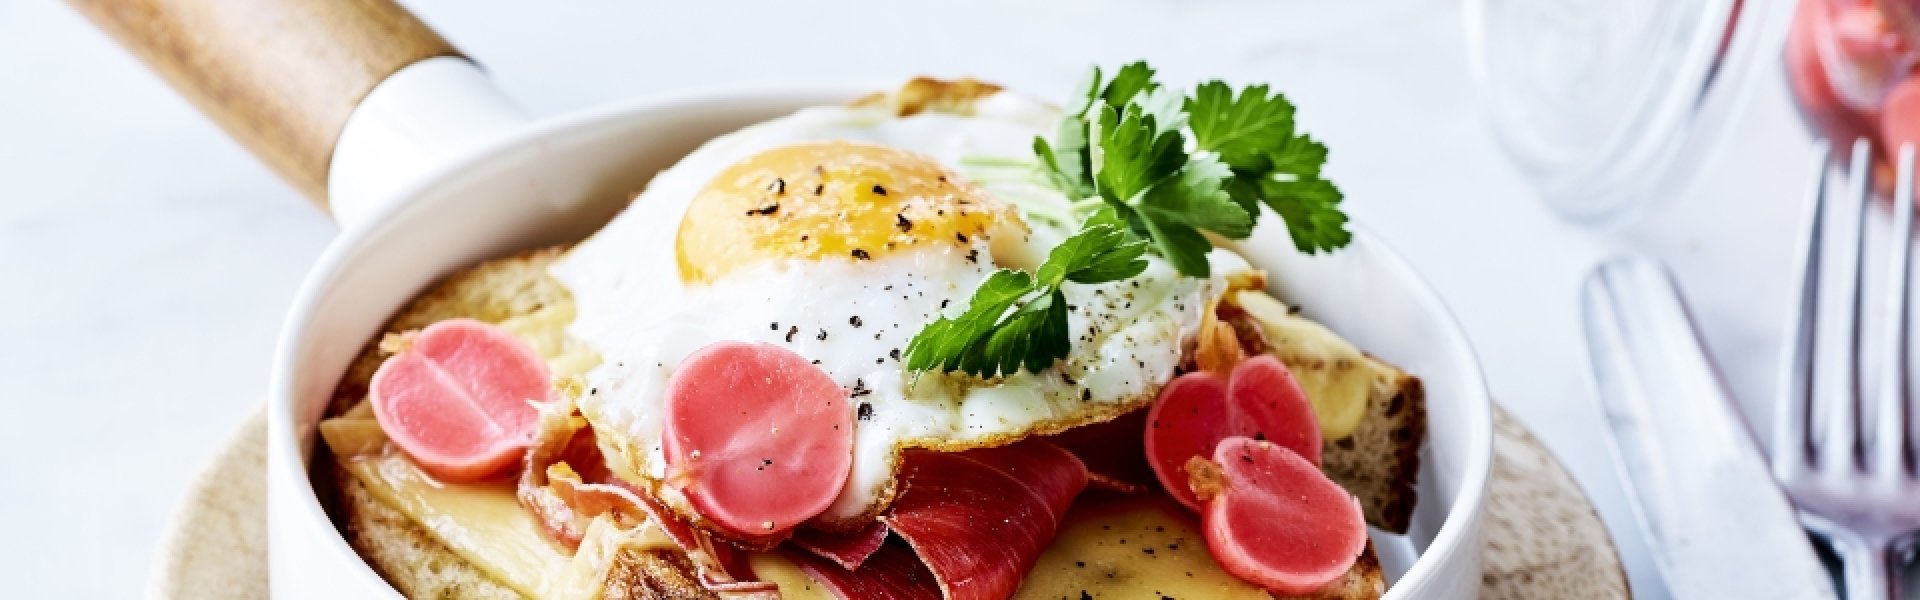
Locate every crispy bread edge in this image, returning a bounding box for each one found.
[1290,543,1387,599]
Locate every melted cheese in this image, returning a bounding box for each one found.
[496,303,601,377]
[1011,495,1269,600]
[748,554,837,600]
[321,418,575,597]
[1229,289,1372,440]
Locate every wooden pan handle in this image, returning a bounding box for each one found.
[68,0,464,208]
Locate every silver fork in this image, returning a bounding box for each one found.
[1775,138,1920,599]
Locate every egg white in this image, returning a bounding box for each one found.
[550,91,1256,523]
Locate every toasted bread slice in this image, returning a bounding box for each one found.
[848,76,1007,117]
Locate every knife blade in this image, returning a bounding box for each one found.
[1581,256,1835,600]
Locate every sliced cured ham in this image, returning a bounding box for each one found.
[517,399,776,596]
[1046,409,1154,491]
[1192,437,1367,596]
[370,318,552,482]
[1146,354,1321,511]
[881,440,1089,600]
[663,341,855,539]
[522,464,779,595]
[782,541,942,600]
[787,440,1089,600]
[792,522,890,570]
[771,542,936,596]
[515,400,619,548]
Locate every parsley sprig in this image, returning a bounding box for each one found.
[903,224,1147,377]
[908,61,1350,377]
[1040,62,1351,269]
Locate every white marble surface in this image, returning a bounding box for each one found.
[0,0,1824,597]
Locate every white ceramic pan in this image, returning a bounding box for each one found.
[72,0,1493,597]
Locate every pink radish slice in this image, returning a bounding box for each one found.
[1145,354,1321,511]
[1145,370,1228,510]
[1229,355,1322,465]
[663,341,854,538]
[1197,437,1366,596]
[369,318,552,482]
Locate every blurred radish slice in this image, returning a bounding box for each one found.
[663,341,853,538]
[1787,0,1882,147]
[1882,75,1920,153]
[1193,437,1366,596]
[1146,355,1321,511]
[369,318,551,482]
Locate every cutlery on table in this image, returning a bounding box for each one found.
[1583,255,1837,599]
[1773,139,1920,599]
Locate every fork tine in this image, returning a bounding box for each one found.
[1777,140,1832,474]
[1871,143,1916,478]
[1817,138,1873,473]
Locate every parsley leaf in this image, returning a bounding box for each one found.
[1034,67,1105,199]
[1259,175,1351,253]
[1100,61,1160,110]
[1037,223,1149,285]
[1132,86,1190,132]
[1092,103,1185,204]
[1267,132,1328,178]
[903,270,1031,376]
[1185,80,1349,254]
[1064,65,1104,118]
[1138,152,1251,239]
[1133,214,1213,277]
[980,289,1069,374]
[1034,134,1091,200]
[1089,97,1250,277]
[1187,81,1298,171]
[903,224,1146,377]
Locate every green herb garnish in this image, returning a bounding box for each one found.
[1186,80,1350,253]
[903,223,1147,377]
[908,61,1349,377]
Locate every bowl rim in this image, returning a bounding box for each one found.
[266,83,1494,597]
[1321,225,1494,594]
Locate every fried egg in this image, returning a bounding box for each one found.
[551,90,1255,524]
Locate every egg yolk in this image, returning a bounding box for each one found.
[676,141,1019,283]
